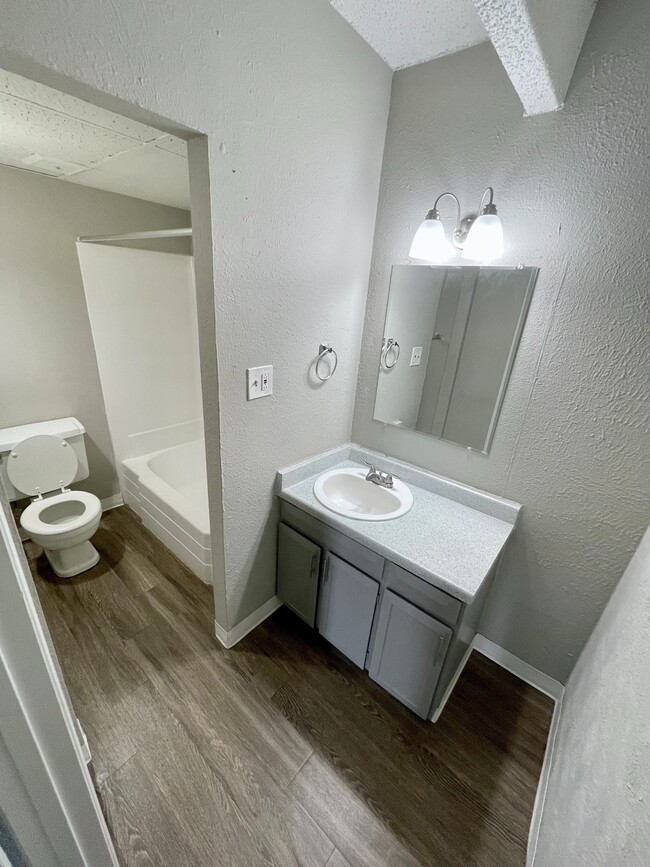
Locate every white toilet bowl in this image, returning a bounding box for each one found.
[20,490,102,578]
[5,431,103,579]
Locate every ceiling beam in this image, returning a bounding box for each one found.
[473,0,598,115]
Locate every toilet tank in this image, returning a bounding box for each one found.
[0,417,90,501]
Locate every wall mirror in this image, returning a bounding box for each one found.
[373,265,538,453]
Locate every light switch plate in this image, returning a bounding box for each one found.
[247,365,273,400]
[410,346,423,366]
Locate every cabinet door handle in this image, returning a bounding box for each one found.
[310,552,318,580]
[435,634,447,664]
[323,556,330,584]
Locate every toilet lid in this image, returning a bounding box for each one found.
[7,434,78,497]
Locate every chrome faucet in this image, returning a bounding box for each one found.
[363,461,394,489]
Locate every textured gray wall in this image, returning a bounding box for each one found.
[534,526,650,865]
[0,165,191,501]
[1,0,393,629]
[353,0,650,681]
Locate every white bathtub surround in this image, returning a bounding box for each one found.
[76,241,211,579]
[277,444,521,604]
[76,244,203,482]
[123,440,211,583]
[127,418,204,461]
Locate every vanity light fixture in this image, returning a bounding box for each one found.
[409,192,458,262]
[409,187,504,263]
[461,187,504,261]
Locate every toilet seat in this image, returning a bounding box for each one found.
[20,490,102,537]
[7,434,78,498]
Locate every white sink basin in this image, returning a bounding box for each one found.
[313,467,413,521]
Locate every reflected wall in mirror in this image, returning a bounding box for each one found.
[374,265,538,453]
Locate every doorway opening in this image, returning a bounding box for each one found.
[0,64,224,862]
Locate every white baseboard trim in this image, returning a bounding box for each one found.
[473,635,564,701]
[527,693,563,866]
[471,636,565,867]
[214,596,282,649]
[100,493,124,512]
[431,635,564,722]
[76,718,92,765]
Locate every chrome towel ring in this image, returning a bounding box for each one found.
[381,338,400,370]
[316,343,338,381]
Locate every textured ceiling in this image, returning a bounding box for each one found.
[0,70,190,209]
[328,0,489,69]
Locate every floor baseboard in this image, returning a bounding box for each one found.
[526,693,563,866]
[100,493,124,512]
[472,636,564,867]
[472,636,564,701]
[214,596,282,649]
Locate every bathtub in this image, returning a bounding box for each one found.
[122,439,212,583]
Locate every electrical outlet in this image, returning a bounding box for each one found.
[410,346,423,366]
[247,365,273,400]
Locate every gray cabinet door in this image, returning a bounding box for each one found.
[277,523,321,627]
[369,590,452,718]
[316,553,379,668]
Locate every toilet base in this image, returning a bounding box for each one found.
[45,541,100,578]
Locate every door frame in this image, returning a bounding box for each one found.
[0,492,118,866]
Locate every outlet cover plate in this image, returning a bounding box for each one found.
[410,346,423,366]
[247,365,273,400]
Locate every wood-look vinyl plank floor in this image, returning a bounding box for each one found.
[29,505,553,867]
[325,850,352,867]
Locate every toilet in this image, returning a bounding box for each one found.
[0,418,102,578]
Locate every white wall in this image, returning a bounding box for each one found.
[352,0,650,681]
[0,165,191,501]
[1,0,393,629]
[76,244,202,482]
[534,525,650,865]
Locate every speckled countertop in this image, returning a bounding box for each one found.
[277,444,521,604]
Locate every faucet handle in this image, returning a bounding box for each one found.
[363,460,376,473]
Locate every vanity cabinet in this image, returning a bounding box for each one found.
[277,522,321,627]
[316,553,379,668]
[368,590,452,718]
[276,500,498,720]
[278,505,457,719]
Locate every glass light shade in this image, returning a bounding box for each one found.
[461,213,504,261]
[409,217,453,262]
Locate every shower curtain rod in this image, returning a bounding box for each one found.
[77,227,192,243]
